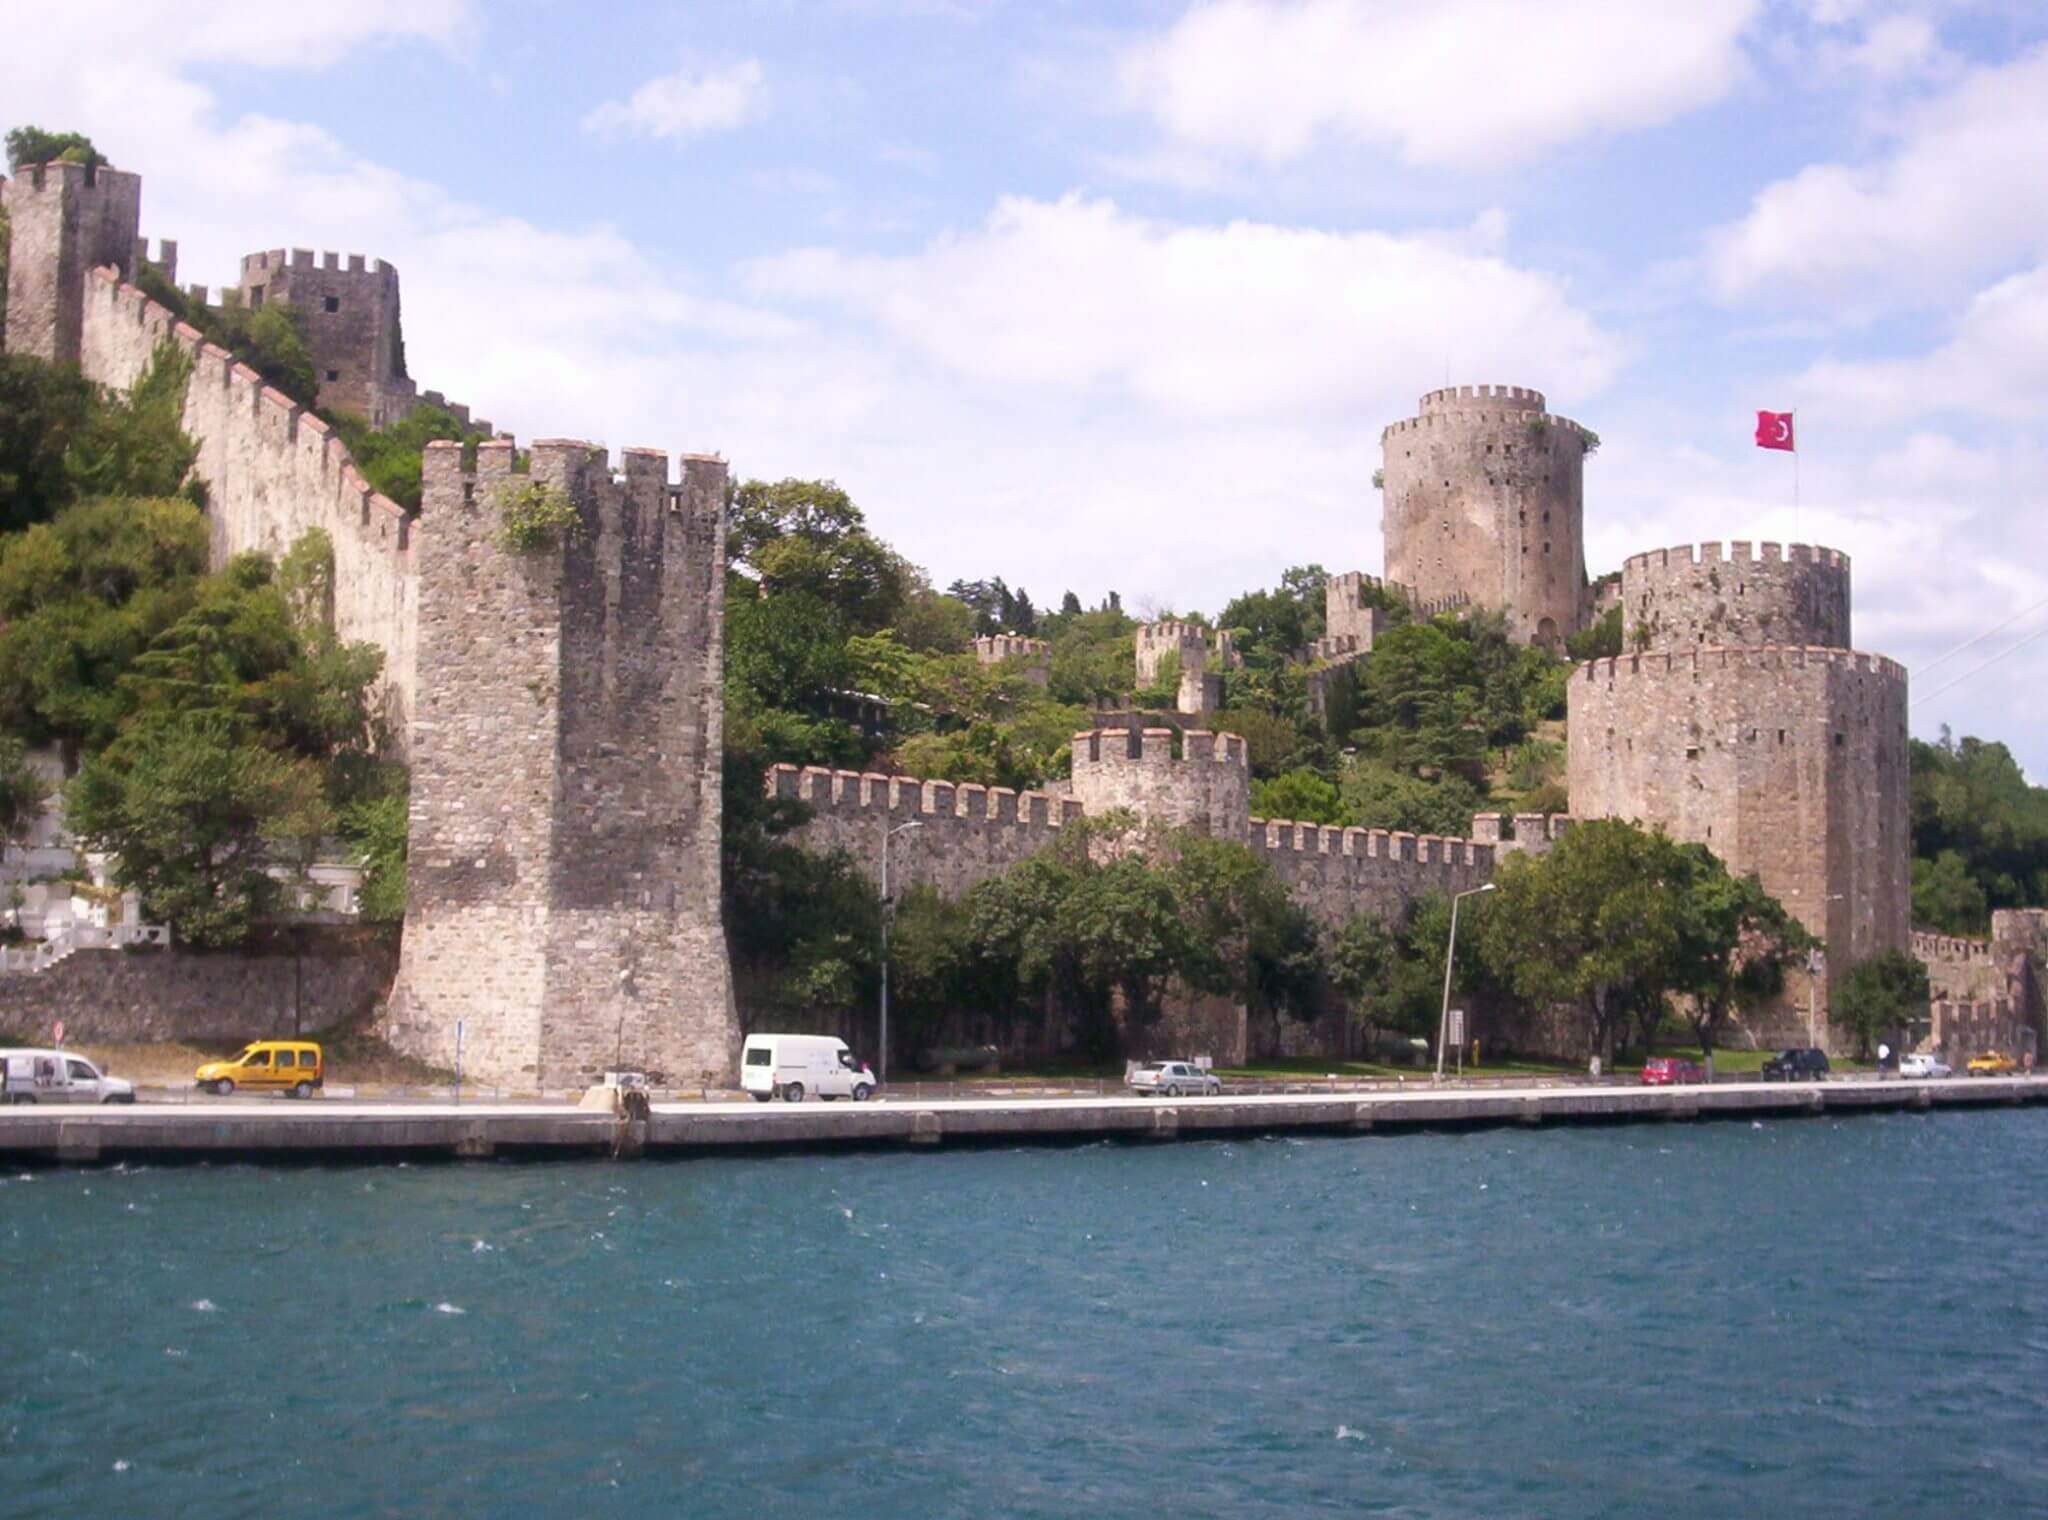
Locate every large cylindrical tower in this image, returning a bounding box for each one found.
[1623,542,1850,654]
[1380,384,1592,645]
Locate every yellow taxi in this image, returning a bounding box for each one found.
[1966,1050,2020,1077]
[196,1041,325,1097]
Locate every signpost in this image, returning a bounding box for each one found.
[454,1019,465,1105]
[52,1020,65,1049]
[1447,1010,1465,1076]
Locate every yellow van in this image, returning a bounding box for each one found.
[195,1041,325,1098]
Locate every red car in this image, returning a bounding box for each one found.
[1640,1056,1705,1085]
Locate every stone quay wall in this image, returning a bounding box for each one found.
[1623,542,1851,655]
[1380,384,1592,645]
[1567,645,1912,1023]
[76,267,420,744]
[0,928,400,1046]
[384,439,735,1089]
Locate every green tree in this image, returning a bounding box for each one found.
[1669,848,1813,1057]
[1252,766,1345,825]
[1339,759,1482,837]
[66,710,330,948]
[1566,604,1623,661]
[0,734,51,849]
[1831,948,1931,1060]
[65,342,198,502]
[321,404,485,511]
[339,788,408,922]
[5,127,105,170]
[1912,849,1991,935]
[0,354,94,532]
[1479,819,1694,1062]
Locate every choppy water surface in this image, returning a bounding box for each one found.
[5,1112,2048,1517]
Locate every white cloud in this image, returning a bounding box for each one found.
[581,59,765,143]
[1708,42,2048,306]
[1118,0,1760,170]
[1792,263,2048,421]
[747,193,1622,420]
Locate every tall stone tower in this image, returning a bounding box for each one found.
[1,159,142,363]
[1568,541,1909,1046]
[1380,384,1592,646]
[384,437,737,1088]
[237,249,417,426]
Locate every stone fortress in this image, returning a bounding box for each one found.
[0,155,2026,1073]
[1,158,736,1087]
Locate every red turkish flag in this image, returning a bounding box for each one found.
[1755,410,1796,451]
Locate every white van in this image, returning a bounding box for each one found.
[1,1049,137,1105]
[741,1034,876,1103]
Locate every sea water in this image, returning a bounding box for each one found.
[4,1111,2047,1517]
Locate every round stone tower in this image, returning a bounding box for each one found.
[1623,542,1850,654]
[1380,384,1593,646]
[1069,727,1250,840]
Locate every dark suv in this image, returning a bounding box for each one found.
[1762,1048,1831,1082]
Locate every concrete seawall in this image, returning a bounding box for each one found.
[2,1077,2043,1163]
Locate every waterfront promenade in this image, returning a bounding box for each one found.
[2,1075,2043,1163]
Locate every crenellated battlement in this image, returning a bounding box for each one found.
[1072,727,1248,769]
[973,634,1050,663]
[1575,644,1905,686]
[1469,812,1575,855]
[1418,384,1547,414]
[1624,541,1850,574]
[1381,409,1596,446]
[1250,819,1494,869]
[768,764,1084,830]
[240,248,397,280]
[1913,930,1993,965]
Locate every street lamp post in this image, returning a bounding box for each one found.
[1436,882,1496,1080]
[879,818,922,1085]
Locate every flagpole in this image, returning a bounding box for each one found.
[1792,410,1799,535]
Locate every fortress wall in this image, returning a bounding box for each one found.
[1251,820,1494,928]
[1380,386,1592,644]
[1568,645,1911,1027]
[1914,930,2003,1002]
[1,162,141,361]
[1070,728,1251,838]
[387,440,735,1088]
[237,248,416,426]
[1623,542,1850,654]
[768,765,1083,897]
[78,269,418,742]
[1135,620,1211,684]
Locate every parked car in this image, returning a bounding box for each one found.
[1967,1050,2020,1076]
[1126,1060,1222,1098]
[194,1041,324,1097]
[1898,1052,1953,1079]
[1640,1056,1705,1086]
[1,1049,136,1104]
[740,1033,876,1102]
[1761,1048,1831,1082]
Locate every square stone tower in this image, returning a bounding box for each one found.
[237,249,417,425]
[1,159,142,362]
[383,438,737,1088]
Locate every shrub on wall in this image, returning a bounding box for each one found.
[495,481,580,552]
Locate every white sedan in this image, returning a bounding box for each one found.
[1899,1052,1953,1079]
[1126,1060,1222,1097]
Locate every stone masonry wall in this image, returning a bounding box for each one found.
[1567,646,1912,1033]
[1070,728,1250,838]
[1251,821,1494,928]
[238,248,417,427]
[77,268,420,744]
[383,439,735,1089]
[1381,384,1591,644]
[0,928,399,1045]
[1624,542,1850,654]
[0,161,141,362]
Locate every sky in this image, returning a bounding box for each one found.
[6,0,2048,769]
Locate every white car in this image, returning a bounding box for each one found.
[1898,1052,1953,1079]
[1,1049,137,1104]
[1127,1060,1222,1098]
